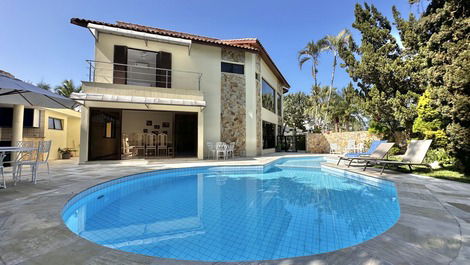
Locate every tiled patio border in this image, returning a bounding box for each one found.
[0,154,469,265]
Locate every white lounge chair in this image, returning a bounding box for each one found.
[375,140,433,174]
[337,143,395,169]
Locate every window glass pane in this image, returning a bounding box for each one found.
[263,121,276,149]
[277,93,282,115]
[54,119,63,130]
[105,122,113,138]
[48,117,54,129]
[262,79,275,112]
[221,62,244,74]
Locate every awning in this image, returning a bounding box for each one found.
[70,92,206,107]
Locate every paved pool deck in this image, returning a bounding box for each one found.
[0,153,469,265]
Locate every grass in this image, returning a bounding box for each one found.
[393,165,470,183]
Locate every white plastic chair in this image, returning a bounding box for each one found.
[121,134,135,158]
[345,140,357,153]
[146,134,157,156]
[0,153,6,188]
[329,143,339,154]
[215,142,227,160]
[16,140,51,184]
[207,142,216,159]
[227,142,235,159]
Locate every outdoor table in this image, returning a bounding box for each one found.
[0,146,37,187]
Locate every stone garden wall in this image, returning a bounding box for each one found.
[306,131,381,153]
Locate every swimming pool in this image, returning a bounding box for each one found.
[62,157,400,261]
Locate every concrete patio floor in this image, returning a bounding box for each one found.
[0,153,469,265]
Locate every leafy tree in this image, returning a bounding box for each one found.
[339,3,421,142]
[36,81,51,91]
[305,85,329,130]
[55,80,82,97]
[405,0,470,173]
[283,92,310,134]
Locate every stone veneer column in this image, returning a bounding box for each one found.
[221,48,246,155]
[255,55,262,155]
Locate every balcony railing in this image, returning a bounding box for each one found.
[87,60,202,91]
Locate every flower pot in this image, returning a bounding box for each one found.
[62,153,71,159]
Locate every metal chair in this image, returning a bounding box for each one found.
[0,153,6,188]
[16,140,51,184]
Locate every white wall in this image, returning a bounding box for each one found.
[122,110,174,142]
[94,33,221,153]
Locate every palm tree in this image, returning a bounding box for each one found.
[298,40,327,88]
[321,29,353,127]
[55,80,82,97]
[36,81,51,91]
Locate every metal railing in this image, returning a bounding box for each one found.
[87,60,202,91]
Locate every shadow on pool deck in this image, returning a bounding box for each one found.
[0,153,469,265]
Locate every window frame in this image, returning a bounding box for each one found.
[262,121,276,149]
[221,61,245,74]
[261,79,276,113]
[48,117,63,130]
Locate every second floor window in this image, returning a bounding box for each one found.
[262,79,275,112]
[221,62,244,74]
[113,46,172,88]
[277,93,282,115]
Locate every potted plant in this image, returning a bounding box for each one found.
[58,148,73,159]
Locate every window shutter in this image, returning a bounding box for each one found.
[156,51,172,88]
[113,46,127,84]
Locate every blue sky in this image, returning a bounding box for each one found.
[0,0,418,94]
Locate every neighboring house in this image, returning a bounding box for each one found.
[0,106,81,160]
[70,18,290,162]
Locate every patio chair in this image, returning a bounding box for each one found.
[344,140,388,158]
[375,140,433,175]
[227,142,235,159]
[131,133,146,157]
[345,140,357,153]
[121,134,135,158]
[329,143,340,154]
[146,133,157,156]
[16,140,51,184]
[206,142,216,159]
[337,142,395,169]
[215,142,227,160]
[0,153,5,188]
[157,133,168,156]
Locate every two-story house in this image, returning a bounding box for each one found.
[71,18,289,162]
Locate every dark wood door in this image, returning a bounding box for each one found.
[174,112,197,157]
[88,108,122,161]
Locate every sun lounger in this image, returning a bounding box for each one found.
[344,140,387,158]
[337,143,395,169]
[375,140,433,174]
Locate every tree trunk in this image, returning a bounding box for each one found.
[323,54,337,129]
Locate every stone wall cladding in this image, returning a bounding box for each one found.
[221,48,246,155]
[306,131,381,153]
[255,55,262,155]
[222,48,245,63]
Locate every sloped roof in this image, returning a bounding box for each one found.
[70,18,289,89]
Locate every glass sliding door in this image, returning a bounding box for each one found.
[88,108,122,161]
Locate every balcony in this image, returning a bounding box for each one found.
[86,60,202,91]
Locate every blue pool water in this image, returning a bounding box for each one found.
[62,157,400,261]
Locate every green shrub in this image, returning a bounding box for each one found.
[424,148,455,166]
